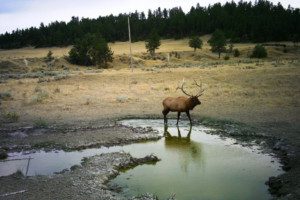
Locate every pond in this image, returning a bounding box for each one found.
[110,119,283,200]
[0,119,282,199]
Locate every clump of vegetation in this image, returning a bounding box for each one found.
[250,44,267,58]
[189,36,203,52]
[34,118,48,128]
[145,29,161,56]
[68,33,113,67]
[233,49,240,57]
[208,29,227,58]
[0,92,12,101]
[3,111,19,123]
[45,50,54,62]
[0,149,8,160]
[224,55,230,60]
[31,86,49,103]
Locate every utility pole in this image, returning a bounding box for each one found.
[128,16,133,71]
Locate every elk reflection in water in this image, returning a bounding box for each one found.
[163,124,204,173]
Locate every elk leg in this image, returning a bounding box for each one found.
[186,110,192,125]
[176,112,181,125]
[162,109,169,124]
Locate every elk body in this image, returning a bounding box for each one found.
[162,80,204,125]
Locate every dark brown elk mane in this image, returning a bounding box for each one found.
[162,79,204,125]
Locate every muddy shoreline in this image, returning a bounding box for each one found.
[0,116,299,199]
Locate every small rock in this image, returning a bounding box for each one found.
[116,96,128,103]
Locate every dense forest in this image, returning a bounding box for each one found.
[0,0,299,49]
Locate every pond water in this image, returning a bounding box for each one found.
[0,119,282,200]
[110,119,283,200]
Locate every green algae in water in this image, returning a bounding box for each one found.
[110,119,283,200]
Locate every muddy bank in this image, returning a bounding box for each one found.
[0,122,161,152]
[0,152,159,200]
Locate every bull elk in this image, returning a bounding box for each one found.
[162,79,204,125]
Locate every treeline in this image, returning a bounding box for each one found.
[0,0,299,49]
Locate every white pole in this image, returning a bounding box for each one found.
[128,16,133,71]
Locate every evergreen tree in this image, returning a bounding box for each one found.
[189,36,203,51]
[145,29,161,56]
[0,1,299,49]
[68,34,113,67]
[90,37,113,67]
[208,29,227,58]
[45,50,54,62]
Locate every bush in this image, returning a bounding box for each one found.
[224,55,230,60]
[34,118,48,128]
[3,112,19,123]
[0,92,12,100]
[68,34,113,67]
[250,45,267,58]
[31,87,49,103]
[45,50,54,62]
[233,49,240,57]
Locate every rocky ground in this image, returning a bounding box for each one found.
[0,120,161,152]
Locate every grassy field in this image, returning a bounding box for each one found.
[0,36,299,142]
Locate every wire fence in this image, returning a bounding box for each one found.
[0,157,32,198]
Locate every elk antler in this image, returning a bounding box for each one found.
[193,79,205,97]
[176,79,193,97]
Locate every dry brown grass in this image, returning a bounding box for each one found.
[0,38,299,138]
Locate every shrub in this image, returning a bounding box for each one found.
[224,55,230,60]
[3,112,19,123]
[0,92,12,100]
[68,34,113,67]
[250,45,267,58]
[34,118,48,128]
[233,49,240,57]
[32,87,49,103]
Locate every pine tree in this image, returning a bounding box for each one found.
[189,36,203,52]
[145,29,161,56]
[208,29,227,58]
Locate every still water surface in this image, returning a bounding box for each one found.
[110,119,283,200]
[0,119,282,199]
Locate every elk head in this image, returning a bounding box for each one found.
[176,79,204,109]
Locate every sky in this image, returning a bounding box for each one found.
[0,0,299,34]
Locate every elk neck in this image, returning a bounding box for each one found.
[187,97,197,110]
